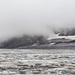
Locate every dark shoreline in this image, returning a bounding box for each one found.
[0,46,75,49]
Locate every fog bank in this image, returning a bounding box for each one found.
[0,0,75,41]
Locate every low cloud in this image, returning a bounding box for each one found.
[0,0,75,41]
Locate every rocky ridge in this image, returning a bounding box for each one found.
[0,35,75,49]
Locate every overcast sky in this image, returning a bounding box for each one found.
[0,0,75,41]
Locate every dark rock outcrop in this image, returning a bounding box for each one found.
[54,28,75,36]
[0,35,49,49]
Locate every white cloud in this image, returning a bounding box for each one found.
[0,0,75,41]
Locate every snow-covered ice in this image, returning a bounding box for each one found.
[0,49,75,75]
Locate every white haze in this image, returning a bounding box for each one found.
[0,0,75,41]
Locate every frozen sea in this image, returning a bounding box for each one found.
[0,49,75,75]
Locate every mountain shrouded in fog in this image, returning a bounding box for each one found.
[0,0,75,42]
[0,0,75,48]
[0,35,75,49]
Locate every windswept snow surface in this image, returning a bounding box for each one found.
[0,49,75,75]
